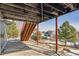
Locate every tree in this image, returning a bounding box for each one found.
[69,25,77,47]
[59,21,77,46]
[6,21,19,38]
[59,21,70,46]
[31,31,42,41]
[70,34,77,47]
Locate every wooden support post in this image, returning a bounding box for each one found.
[36,24,39,45]
[55,16,58,53]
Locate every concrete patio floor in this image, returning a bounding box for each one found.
[1,39,79,56]
[2,40,45,56]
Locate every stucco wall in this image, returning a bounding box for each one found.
[0,21,7,54]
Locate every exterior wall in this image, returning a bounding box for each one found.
[0,21,7,54]
[0,22,1,54]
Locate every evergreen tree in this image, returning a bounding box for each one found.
[59,21,77,47]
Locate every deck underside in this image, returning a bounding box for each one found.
[0,3,79,23]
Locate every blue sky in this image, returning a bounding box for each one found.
[39,10,79,31]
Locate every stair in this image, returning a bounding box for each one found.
[21,22,36,41]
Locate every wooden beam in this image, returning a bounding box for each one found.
[2,4,40,15]
[1,3,78,23]
[2,11,40,20]
[43,9,58,16]
[2,12,50,23]
[1,11,40,22]
[64,3,75,10]
[3,4,54,15]
[3,13,25,20]
[39,16,53,23]
[24,3,37,8]
[0,4,55,22]
[0,4,51,22]
[24,3,57,16]
[0,6,40,20]
[0,4,25,14]
[1,9,39,18]
[45,4,64,13]
[15,4,56,17]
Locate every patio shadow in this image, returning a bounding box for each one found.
[2,40,32,55]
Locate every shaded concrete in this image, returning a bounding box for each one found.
[2,40,45,56]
